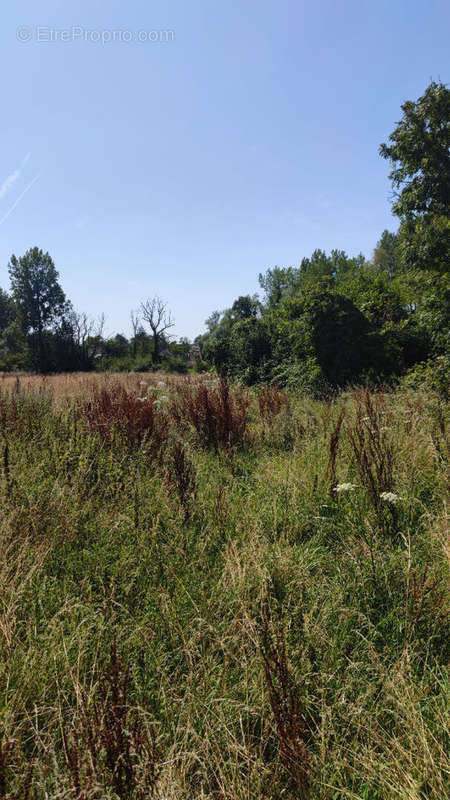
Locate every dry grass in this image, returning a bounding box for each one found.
[0,371,188,400]
[0,375,448,798]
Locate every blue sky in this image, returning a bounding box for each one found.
[0,0,448,339]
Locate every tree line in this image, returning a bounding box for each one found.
[1,81,448,389]
[0,260,189,374]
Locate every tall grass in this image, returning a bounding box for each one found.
[0,374,448,798]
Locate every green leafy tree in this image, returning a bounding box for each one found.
[0,288,26,370]
[228,317,272,383]
[0,288,15,331]
[230,294,261,321]
[380,81,450,273]
[8,247,67,372]
[274,287,380,388]
[373,230,400,281]
[413,272,450,357]
[258,266,298,308]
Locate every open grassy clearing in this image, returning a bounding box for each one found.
[0,372,187,399]
[0,375,448,799]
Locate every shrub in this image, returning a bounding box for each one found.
[401,356,450,400]
[160,355,188,374]
[192,357,209,374]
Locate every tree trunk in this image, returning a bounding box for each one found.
[153,333,159,363]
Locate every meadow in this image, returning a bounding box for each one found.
[0,373,448,799]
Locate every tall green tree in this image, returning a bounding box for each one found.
[379,81,450,273]
[258,266,298,308]
[0,288,15,334]
[274,286,380,388]
[8,247,66,372]
[373,230,400,281]
[0,288,26,370]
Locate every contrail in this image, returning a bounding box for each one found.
[0,169,21,200]
[0,173,40,226]
[0,152,32,199]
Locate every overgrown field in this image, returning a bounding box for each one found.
[0,374,448,799]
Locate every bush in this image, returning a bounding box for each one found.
[160,355,188,374]
[401,356,450,400]
[192,357,209,373]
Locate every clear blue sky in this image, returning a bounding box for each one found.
[1,0,448,340]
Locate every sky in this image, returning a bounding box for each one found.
[0,0,449,340]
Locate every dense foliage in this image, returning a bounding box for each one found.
[199,242,447,392]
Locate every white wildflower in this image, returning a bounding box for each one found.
[154,395,169,408]
[380,491,400,505]
[157,380,166,389]
[333,483,356,493]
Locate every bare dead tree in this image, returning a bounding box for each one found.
[95,313,106,341]
[62,309,95,368]
[71,311,94,347]
[140,297,174,363]
[130,309,140,357]
[81,313,107,364]
[73,310,95,367]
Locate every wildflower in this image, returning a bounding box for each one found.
[380,491,400,504]
[333,483,356,493]
[157,380,166,389]
[154,395,169,408]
